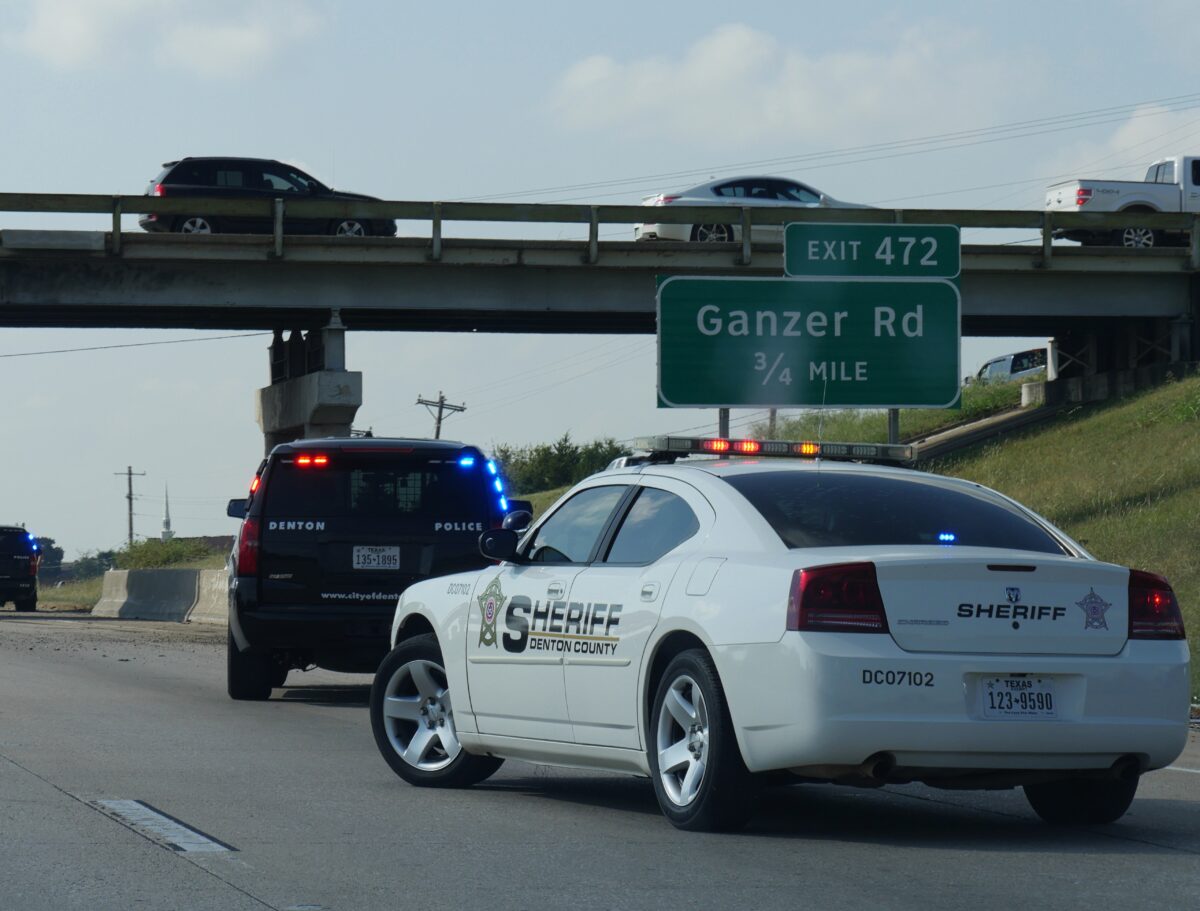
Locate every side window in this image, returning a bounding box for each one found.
[713,181,749,198]
[261,168,303,193]
[215,168,245,188]
[605,488,699,565]
[1192,160,1200,187]
[1160,161,1176,185]
[166,162,215,186]
[525,486,627,564]
[985,358,1009,379]
[773,180,821,204]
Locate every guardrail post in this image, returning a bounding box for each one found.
[894,209,904,224]
[111,195,121,255]
[430,202,443,261]
[739,207,751,265]
[586,206,599,264]
[1041,212,1053,268]
[1191,215,1200,271]
[272,198,284,258]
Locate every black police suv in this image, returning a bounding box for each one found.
[138,157,397,237]
[225,438,516,700]
[0,527,39,612]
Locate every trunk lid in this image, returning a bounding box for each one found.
[875,550,1129,656]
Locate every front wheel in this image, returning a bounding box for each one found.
[332,219,369,237]
[691,223,733,243]
[175,216,215,234]
[647,649,755,831]
[370,634,502,787]
[1024,776,1138,825]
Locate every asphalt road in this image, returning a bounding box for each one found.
[2,610,1197,911]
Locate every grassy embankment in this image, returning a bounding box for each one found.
[38,539,227,611]
[521,375,1200,698]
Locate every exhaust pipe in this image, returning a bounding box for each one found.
[1110,754,1142,783]
[860,751,896,782]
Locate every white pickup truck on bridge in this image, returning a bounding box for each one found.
[1045,155,1200,248]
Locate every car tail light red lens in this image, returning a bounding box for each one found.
[153,183,165,196]
[249,475,260,493]
[658,195,679,205]
[788,562,889,633]
[1128,569,1186,639]
[1075,187,1092,206]
[236,517,261,576]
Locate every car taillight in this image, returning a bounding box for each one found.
[787,563,889,633]
[658,195,679,205]
[153,183,165,196]
[1128,569,1186,640]
[29,554,39,576]
[236,517,261,576]
[1075,187,1092,206]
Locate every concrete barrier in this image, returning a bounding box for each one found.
[92,569,200,622]
[187,569,229,626]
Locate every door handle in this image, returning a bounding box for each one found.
[547,581,565,599]
[641,582,660,602]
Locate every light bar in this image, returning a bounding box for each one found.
[632,436,914,463]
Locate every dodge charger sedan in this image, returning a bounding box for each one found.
[369,436,1190,831]
[634,175,871,243]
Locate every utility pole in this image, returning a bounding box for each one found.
[416,391,466,439]
[113,466,146,548]
[767,408,777,437]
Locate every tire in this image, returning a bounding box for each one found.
[268,662,289,689]
[14,598,36,613]
[1023,776,1139,825]
[332,219,369,237]
[647,649,756,831]
[175,216,215,234]
[691,223,733,243]
[370,634,502,787]
[1115,225,1157,248]
[227,629,273,701]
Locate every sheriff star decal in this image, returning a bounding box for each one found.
[1076,588,1111,631]
[477,577,506,647]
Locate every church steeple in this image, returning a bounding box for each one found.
[161,484,174,541]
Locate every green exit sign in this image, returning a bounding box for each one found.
[657,276,961,408]
[785,223,960,278]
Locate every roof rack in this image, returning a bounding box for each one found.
[631,436,915,465]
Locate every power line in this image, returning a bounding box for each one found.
[0,332,271,359]
[462,93,1200,202]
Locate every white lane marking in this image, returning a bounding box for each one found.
[92,799,233,853]
[1165,765,1200,774]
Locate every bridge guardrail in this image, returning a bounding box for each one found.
[2,192,1198,268]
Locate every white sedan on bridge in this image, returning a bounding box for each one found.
[368,437,1190,831]
[634,176,871,243]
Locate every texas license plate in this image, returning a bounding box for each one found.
[981,676,1057,719]
[352,546,399,570]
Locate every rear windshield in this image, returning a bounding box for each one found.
[262,453,493,520]
[0,530,34,554]
[724,471,1068,555]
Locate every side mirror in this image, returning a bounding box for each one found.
[479,528,523,563]
[226,498,248,519]
[502,510,533,533]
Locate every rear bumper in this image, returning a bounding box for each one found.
[230,577,394,668]
[0,579,36,600]
[634,222,691,242]
[714,633,1190,777]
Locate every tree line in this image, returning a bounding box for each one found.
[493,434,628,494]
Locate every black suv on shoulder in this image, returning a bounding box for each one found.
[226,437,519,700]
[139,157,396,237]
[0,527,39,612]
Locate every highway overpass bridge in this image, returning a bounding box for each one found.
[2,194,1197,447]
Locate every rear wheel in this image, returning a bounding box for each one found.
[691,223,733,243]
[370,634,502,787]
[227,629,273,700]
[647,649,756,831]
[14,598,36,613]
[175,216,215,234]
[1024,776,1138,825]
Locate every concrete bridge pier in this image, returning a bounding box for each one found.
[255,309,362,454]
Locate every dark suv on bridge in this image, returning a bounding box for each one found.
[139,157,397,237]
[0,527,39,612]
[225,437,528,700]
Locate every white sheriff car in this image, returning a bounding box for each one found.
[369,437,1190,831]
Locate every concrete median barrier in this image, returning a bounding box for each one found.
[92,569,201,622]
[187,569,229,625]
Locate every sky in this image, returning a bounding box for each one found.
[3,0,1198,558]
